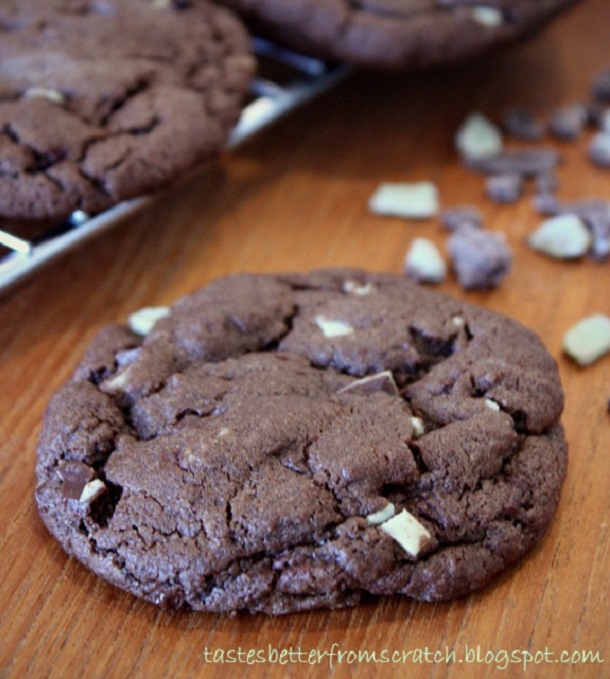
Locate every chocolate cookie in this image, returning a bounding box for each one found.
[35,269,567,615]
[0,0,254,220]
[219,0,577,69]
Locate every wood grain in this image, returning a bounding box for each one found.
[1,1,609,677]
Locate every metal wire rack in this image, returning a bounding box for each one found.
[0,39,350,293]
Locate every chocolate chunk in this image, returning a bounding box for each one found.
[58,461,95,500]
[592,69,610,103]
[448,228,512,290]
[549,104,588,141]
[485,174,524,203]
[467,148,561,177]
[589,132,610,168]
[440,206,483,231]
[502,107,545,142]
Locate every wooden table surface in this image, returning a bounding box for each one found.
[1,1,609,677]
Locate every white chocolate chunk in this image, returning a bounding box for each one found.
[343,280,374,296]
[563,313,610,365]
[102,369,130,392]
[315,316,354,338]
[484,398,501,412]
[410,417,425,438]
[404,237,447,283]
[471,6,504,27]
[338,371,399,396]
[528,214,592,259]
[368,182,439,219]
[79,479,106,504]
[451,316,465,327]
[379,509,432,558]
[127,306,170,336]
[24,87,66,105]
[366,503,396,526]
[455,113,503,160]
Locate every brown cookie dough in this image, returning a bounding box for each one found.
[35,269,567,615]
[0,0,254,219]
[218,0,577,70]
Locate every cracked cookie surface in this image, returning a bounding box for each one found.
[35,269,567,614]
[0,0,254,219]
[219,0,577,69]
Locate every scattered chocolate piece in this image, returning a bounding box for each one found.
[404,238,447,284]
[440,206,483,231]
[485,174,524,203]
[599,108,610,133]
[589,132,610,168]
[448,227,512,290]
[586,212,610,261]
[592,69,610,103]
[455,112,503,161]
[529,198,610,260]
[535,171,559,195]
[527,215,592,259]
[502,107,545,142]
[559,201,610,261]
[369,182,439,219]
[467,148,561,177]
[585,102,607,129]
[563,313,610,366]
[533,192,560,216]
[548,104,588,141]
